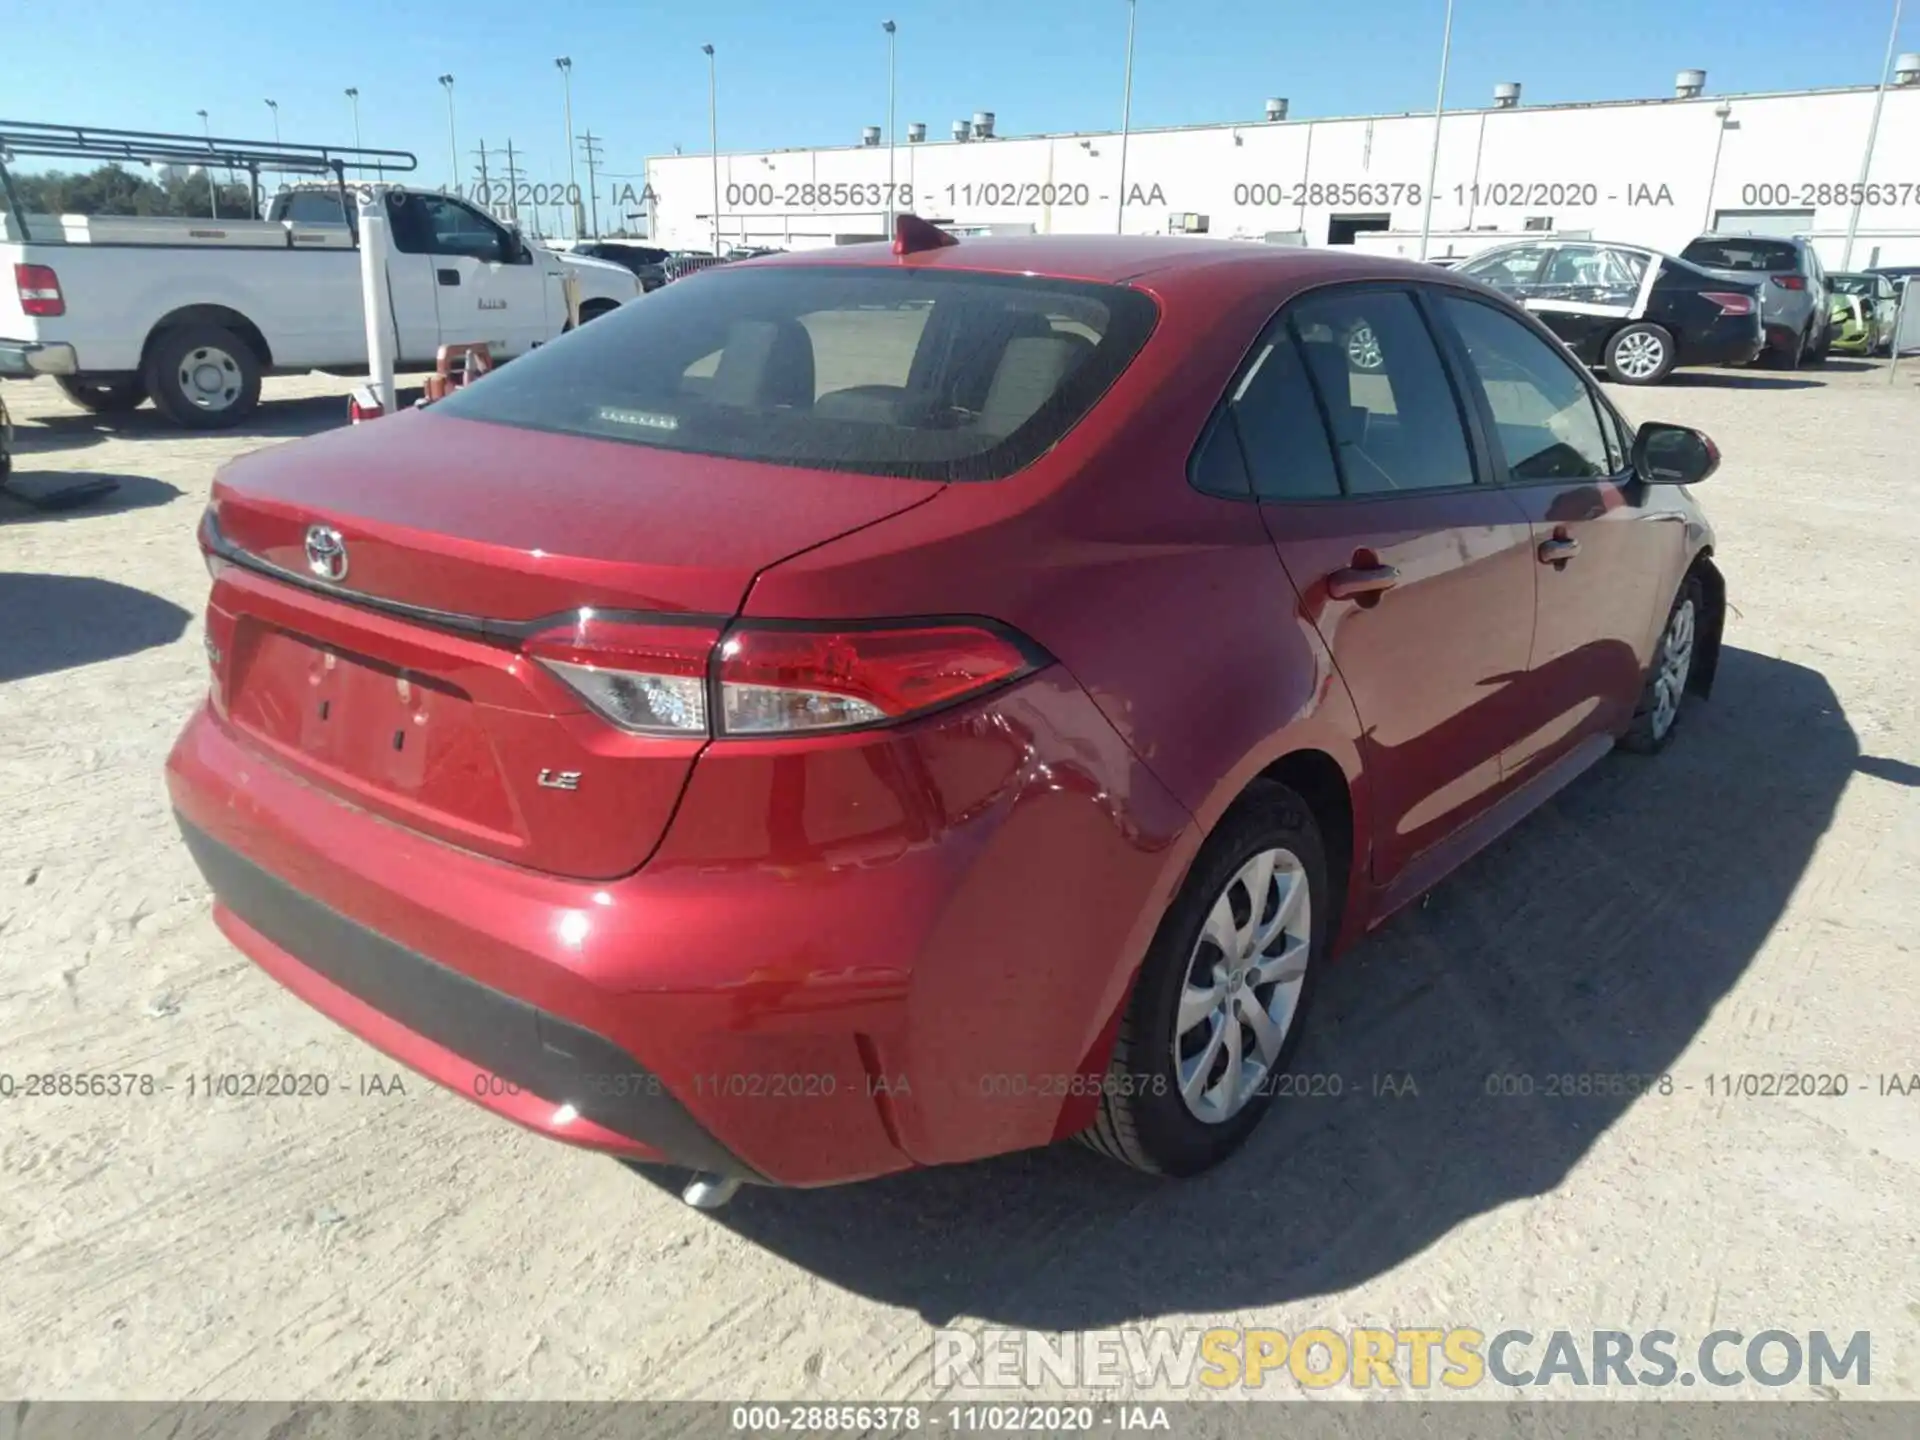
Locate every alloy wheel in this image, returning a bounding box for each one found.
[1614,331,1665,381]
[1650,597,1696,740]
[1172,846,1311,1124]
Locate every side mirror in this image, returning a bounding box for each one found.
[1631,422,1719,487]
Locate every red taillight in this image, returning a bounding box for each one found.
[1700,291,1755,316]
[14,262,64,317]
[525,615,720,736]
[717,623,1039,734]
[524,615,1043,738]
[1770,274,1807,291]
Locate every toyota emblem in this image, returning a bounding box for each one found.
[305,525,349,582]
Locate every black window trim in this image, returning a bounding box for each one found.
[1421,284,1637,492]
[1183,278,1496,507]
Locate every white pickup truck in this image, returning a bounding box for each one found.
[0,183,641,428]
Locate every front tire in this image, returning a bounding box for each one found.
[1083,780,1328,1177]
[54,375,147,414]
[1620,574,1703,754]
[1605,323,1675,385]
[144,324,261,429]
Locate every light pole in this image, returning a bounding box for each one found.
[264,98,280,144]
[438,74,459,194]
[556,58,580,239]
[1115,0,1136,235]
[883,20,898,230]
[703,44,721,255]
[1416,0,1456,261]
[345,88,363,177]
[196,109,218,218]
[1842,0,1905,269]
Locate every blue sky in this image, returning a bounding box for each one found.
[4,0,1910,191]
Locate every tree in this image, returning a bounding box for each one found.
[9,163,258,220]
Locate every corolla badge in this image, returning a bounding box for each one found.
[305,525,349,582]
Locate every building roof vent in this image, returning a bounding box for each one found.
[972,110,996,139]
[1895,52,1920,86]
[861,126,882,147]
[952,120,971,142]
[1493,82,1521,108]
[908,121,927,142]
[1674,68,1706,99]
[1264,97,1288,121]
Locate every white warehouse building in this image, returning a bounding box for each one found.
[641,63,1920,268]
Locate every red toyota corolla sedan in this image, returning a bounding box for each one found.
[166,222,1725,1202]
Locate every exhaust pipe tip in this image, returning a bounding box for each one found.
[682,1172,744,1210]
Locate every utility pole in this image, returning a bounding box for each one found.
[503,138,522,227]
[473,140,493,212]
[578,130,605,237]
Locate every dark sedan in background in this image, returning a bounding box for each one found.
[573,242,672,291]
[1456,239,1764,384]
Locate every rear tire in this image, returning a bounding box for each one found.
[1620,573,1704,755]
[578,299,619,324]
[144,324,261,430]
[54,375,147,414]
[1605,323,1675,385]
[1082,780,1328,1177]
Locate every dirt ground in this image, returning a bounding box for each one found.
[2,358,1918,1403]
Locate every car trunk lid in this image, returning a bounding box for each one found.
[205,410,940,879]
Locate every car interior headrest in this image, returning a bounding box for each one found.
[979,334,1093,437]
[709,319,817,410]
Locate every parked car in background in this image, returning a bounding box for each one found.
[168,233,1726,1198]
[1678,233,1831,368]
[575,242,670,292]
[661,251,730,283]
[1826,272,1900,356]
[1455,239,1763,384]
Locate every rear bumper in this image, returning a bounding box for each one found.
[1679,321,1765,368]
[176,816,764,1180]
[165,673,1195,1186]
[0,339,77,378]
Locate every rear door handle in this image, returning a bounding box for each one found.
[437,268,461,286]
[1326,564,1401,599]
[1538,536,1581,564]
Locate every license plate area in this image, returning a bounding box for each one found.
[229,624,519,838]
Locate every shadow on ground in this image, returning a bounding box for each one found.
[23,391,354,446]
[1668,371,1823,390]
[0,573,191,682]
[642,646,1854,1327]
[0,473,181,522]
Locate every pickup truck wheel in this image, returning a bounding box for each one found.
[54,376,148,414]
[144,325,261,429]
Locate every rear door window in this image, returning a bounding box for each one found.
[434,266,1158,481]
[1287,289,1477,493]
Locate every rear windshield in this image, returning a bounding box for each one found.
[1680,238,1802,273]
[433,264,1158,481]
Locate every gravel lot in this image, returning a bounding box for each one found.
[2,359,1918,1402]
